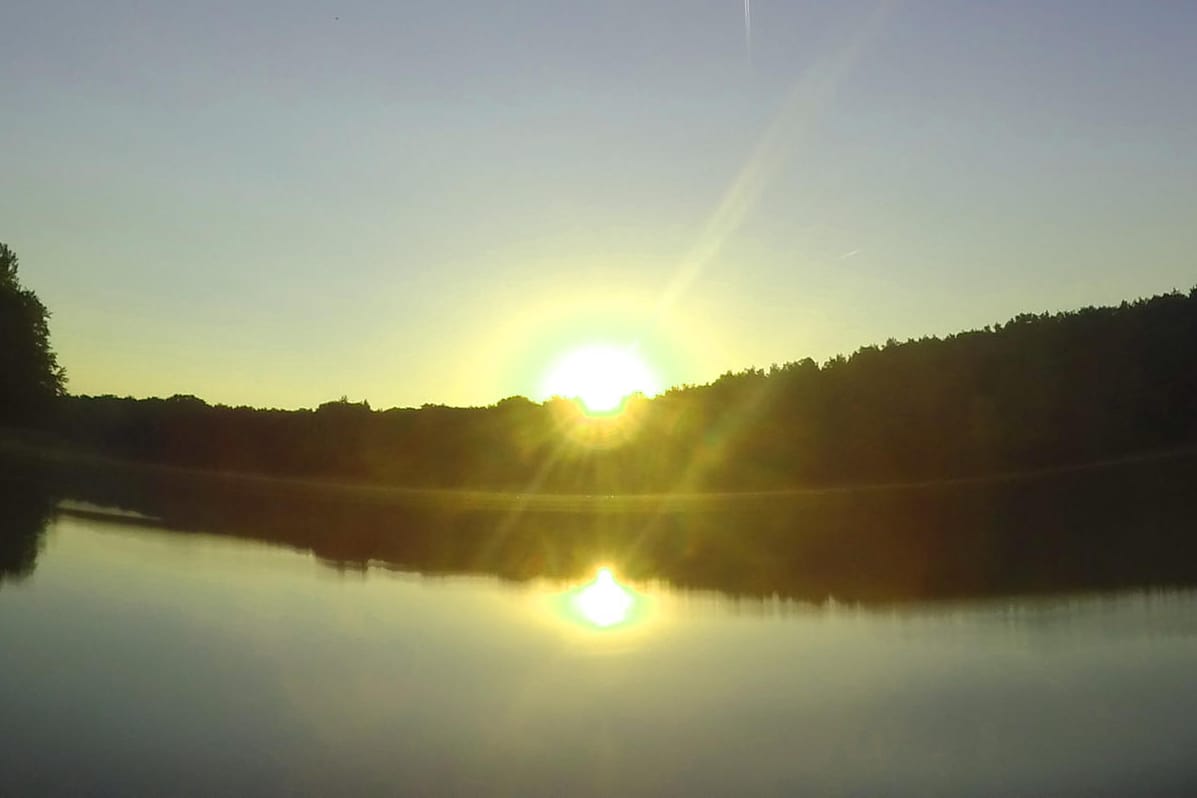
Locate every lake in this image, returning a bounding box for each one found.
[3,456,1197,795]
[3,511,1197,795]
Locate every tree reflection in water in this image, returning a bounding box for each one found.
[0,468,55,584]
[7,449,1197,605]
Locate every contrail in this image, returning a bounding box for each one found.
[744,0,752,61]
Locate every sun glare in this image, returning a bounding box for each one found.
[541,345,662,414]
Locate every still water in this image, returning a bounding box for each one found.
[3,509,1197,796]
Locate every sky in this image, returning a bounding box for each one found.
[3,1,1196,409]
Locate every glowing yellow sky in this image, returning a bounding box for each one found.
[7,3,1197,409]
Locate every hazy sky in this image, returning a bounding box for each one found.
[4,1,1196,409]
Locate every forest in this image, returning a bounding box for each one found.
[2,243,1196,493]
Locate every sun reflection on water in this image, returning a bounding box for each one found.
[574,567,634,627]
[556,566,647,631]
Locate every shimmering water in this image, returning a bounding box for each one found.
[3,509,1197,796]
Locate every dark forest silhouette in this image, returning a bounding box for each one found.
[26,286,1197,493]
[1,239,1195,495]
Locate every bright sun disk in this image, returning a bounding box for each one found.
[541,345,661,413]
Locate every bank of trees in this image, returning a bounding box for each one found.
[0,243,65,425]
[49,287,1197,492]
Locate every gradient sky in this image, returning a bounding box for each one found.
[3,1,1195,409]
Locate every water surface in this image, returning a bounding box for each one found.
[3,508,1197,796]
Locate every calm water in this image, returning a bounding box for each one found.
[3,508,1197,796]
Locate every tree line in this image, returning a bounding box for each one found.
[3,241,1195,492]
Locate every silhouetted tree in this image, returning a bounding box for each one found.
[0,243,66,425]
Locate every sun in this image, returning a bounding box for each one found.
[541,344,662,413]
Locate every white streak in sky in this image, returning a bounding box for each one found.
[744,0,752,62]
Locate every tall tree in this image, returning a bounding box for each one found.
[0,243,66,424]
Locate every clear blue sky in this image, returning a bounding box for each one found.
[3,1,1195,408]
